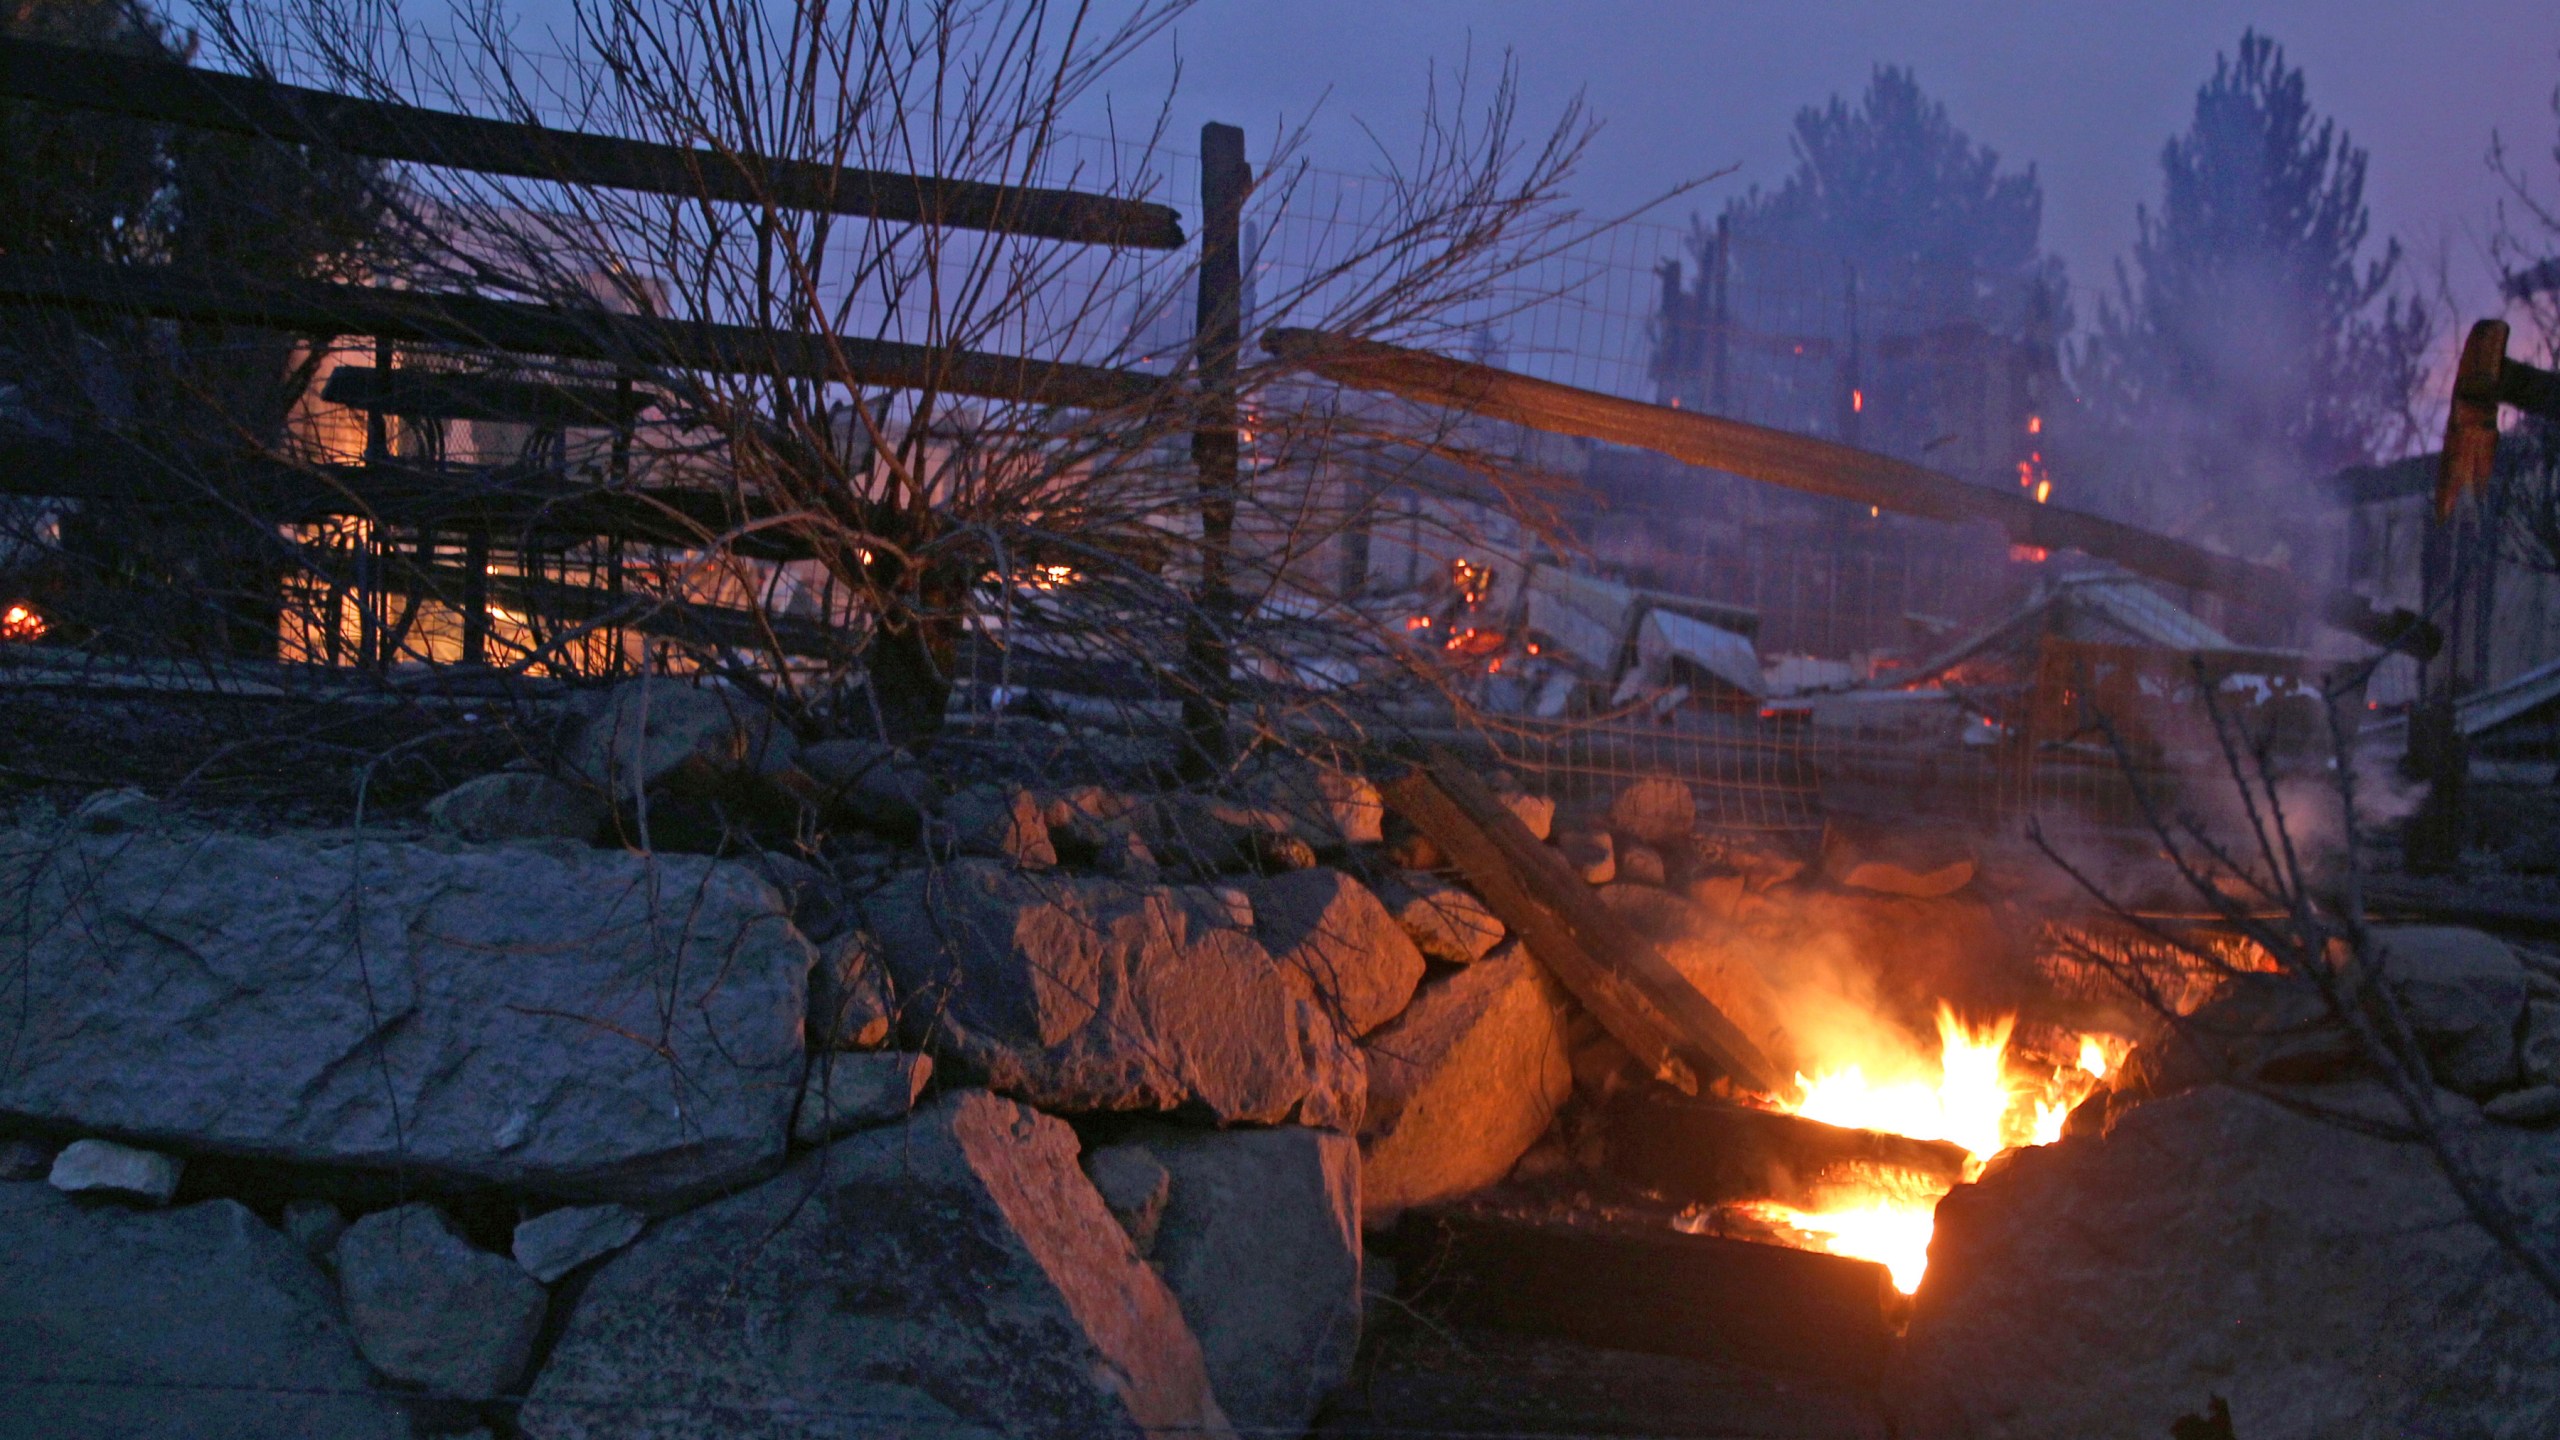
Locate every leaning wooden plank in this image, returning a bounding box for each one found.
[0,37,1184,249]
[1383,1207,1895,1382]
[1379,753,1783,1096]
[1606,1089,1970,1210]
[0,257,1166,410]
[1265,326,2435,657]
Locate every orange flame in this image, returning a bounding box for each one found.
[1,603,43,642]
[1744,1006,2115,1294]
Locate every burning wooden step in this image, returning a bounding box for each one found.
[1604,1090,1972,1210]
[1379,1207,1898,1382]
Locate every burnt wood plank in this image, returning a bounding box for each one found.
[1379,751,1783,1096]
[0,257,1167,409]
[1266,326,2435,657]
[1384,1208,1896,1383]
[1607,1090,1970,1209]
[0,36,1184,249]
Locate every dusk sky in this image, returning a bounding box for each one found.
[1119,1,2560,326]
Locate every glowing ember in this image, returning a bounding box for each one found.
[1,603,43,642]
[1744,1005,2116,1294]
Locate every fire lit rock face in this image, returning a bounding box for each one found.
[1890,1082,2560,1440]
[1359,941,1573,1225]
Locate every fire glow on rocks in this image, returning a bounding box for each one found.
[1736,1008,2124,1293]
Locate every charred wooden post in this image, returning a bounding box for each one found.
[1382,1208,1896,1381]
[1605,1090,1971,1210]
[1380,750,1783,1096]
[2409,320,2560,873]
[1180,122,1249,779]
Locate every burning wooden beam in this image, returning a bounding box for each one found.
[1381,1207,1896,1381]
[1379,749,1784,1096]
[0,36,1185,249]
[1605,1090,1971,1210]
[1265,327,2437,657]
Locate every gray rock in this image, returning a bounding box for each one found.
[281,1197,348,1258]
[426,771,608,844]
[0,1183,406,1439]
[1891,1083,2560,1440]
[937,785,1058,869]
[1374,874,1505,966]
[1247,869,1428,1036]
[513,1204,648,1284]
[517,1091,1235,1440]
[1359,941,1573,1225]
[1178,883,1255,931]
[1614,841,1667,887]
[2526,998,2560,1087]
[791,1051,932,1143]
[1135,793,1305,876]
[1121,1125,1363,1436]
[1238,754,1386,849]
[1500,791,1556,842]
[1555,828,1615,885]
[2485,1084,2560,1126]
[1608,777,1695,847]
[72,786,162,834]
[1083,1142,1172,1253]
[810,930,895,1049]
[0,828,812,1204]
[48,1138,182,1205]
[563,680,796,802]
[0,1135,55,1181]
[2372,926,2526,1096]
[869,861,1363,1128]
[1819,819,1978,898]
[335,1203,547,1400]
[744,852,848,942]
[797,738,940,835]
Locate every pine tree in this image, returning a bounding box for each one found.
[2077,30,2428,563]
[1654,67,2066,476]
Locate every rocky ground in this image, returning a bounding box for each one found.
[4,674,2558,1438]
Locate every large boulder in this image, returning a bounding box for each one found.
[1359,941,1573,1224]
[2370,926,2527,1097]
[1238,753,1387,849]
[1117,1125,1363,1436]
[334,1203,548,1401]
[0,1182,407,1439]
[867,861,1362,1128]
[794,738,939,836]
[1247,868,1428,1036]
[517,1090,1235,1440]
[1891,1083,2560,1440]
[1608,777,1696,848]
[426,770,608,844]
[1373,874,1506,966]
[0,827,812,1203]
[561,680,795,800]
[935,785,1059,869]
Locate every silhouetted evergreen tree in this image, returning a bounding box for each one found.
[1654,67,2066,477]
[2077,30,2428,564]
